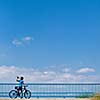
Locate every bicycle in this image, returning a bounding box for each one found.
[9,85,31,98]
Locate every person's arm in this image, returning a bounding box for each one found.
[16,76,20,82]
[21,80,24,84]
[16,79,20,82]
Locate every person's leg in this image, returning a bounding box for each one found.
[19,86,22,93]
[17,87,20,96]
[20,86,22,93]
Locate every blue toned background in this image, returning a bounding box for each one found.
[0,0,99,82]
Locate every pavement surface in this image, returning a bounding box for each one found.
[0,98,92,100]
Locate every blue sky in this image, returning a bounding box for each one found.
[0,0,100,82]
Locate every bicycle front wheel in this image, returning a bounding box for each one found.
[24,90,31,98]
[9,90,17,98]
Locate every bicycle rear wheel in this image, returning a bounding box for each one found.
[9,90,17,98]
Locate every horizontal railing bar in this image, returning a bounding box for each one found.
[0,92,95,94]
[32,96,77,98]
[0,83,100,85]
[0,95,94,97]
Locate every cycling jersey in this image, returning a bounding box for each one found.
[17,80,24,87]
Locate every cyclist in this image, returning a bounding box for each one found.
[16,76,24,94]
[9,76,31,98]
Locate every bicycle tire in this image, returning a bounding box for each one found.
[19,92,23,98]
[9,90,17,98]
[24,90,31,98]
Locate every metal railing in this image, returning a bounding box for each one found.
[0,83,100,98]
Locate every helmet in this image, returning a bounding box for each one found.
[20,76,24,80]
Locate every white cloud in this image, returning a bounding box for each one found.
[0,65,98,83]
[76,67,95,74]
[22,36,34,41]
[12,36,34,46]
[12,39,22,46]
[62,68,70,73]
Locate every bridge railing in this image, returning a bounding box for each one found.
[0,83,100,98]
